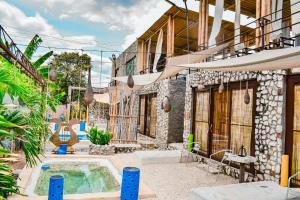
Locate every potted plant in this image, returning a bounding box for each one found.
[87,127,114,155]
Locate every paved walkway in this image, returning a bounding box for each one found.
[115,153,237,200]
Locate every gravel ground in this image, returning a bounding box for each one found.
[116,153,238,200]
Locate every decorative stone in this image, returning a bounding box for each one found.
[89,144,115,155]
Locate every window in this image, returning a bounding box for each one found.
[193,81,256,158]
[125,57,136,75]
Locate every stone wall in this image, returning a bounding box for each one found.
[138,79,186,146]
[183,70,286,182]
[167,79,186,143]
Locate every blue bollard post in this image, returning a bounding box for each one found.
[54,123,58,131]
[121,167,140,200]
[56,144,67,155]
[48,175,64,200]
[79,121,86,131]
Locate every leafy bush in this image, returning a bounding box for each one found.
[87,127,112,145]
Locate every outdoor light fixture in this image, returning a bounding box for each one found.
[163,96,172,113]
[127,74,134,88]
[49,63,57,82]
[244,81,250,104]
[84,67,94,105]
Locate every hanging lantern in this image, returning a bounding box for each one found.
[244,81,250,104]
[218,81,224,93]
[49,65,57,82]
[106,114,110,120]
[163,96,171,113]
[84,67,94,105]
[127,74,134,88]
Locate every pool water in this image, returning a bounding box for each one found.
[34,163,120,195]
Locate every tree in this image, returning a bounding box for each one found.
[51,52,91,104]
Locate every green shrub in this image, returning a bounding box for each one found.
[87,127,113,145]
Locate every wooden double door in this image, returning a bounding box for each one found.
[139,94,157,138]
[193,81,256,158]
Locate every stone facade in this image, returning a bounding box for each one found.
[139,78,186,147]
[183,70,286,182]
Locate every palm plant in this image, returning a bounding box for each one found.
[0,34,54,199]
[23,34,65,112]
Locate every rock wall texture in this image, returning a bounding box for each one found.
[138,78,186,147]
[183,70,286,182]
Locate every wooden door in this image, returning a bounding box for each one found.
[145,94,157,138]
[139,96,146,135]
[211,90,231,155]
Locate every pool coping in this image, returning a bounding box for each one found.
[10,154,155,200]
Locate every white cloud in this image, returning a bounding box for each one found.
[19,0,255,50]
[0,1,111,88]
[59,14,70,20]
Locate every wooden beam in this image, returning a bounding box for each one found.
[167,15,175,57]
[198,0,209,50]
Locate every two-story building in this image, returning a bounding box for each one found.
[109,0,300,184]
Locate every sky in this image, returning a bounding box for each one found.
[0,0,254,88]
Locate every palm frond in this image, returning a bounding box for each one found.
[24,34,42,60]
[33,51,53,68]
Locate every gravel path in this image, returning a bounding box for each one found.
[116,153,237,200]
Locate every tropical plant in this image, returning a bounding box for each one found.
[0,147,19,199]
[0,34,53,199]
[23,34,65,112]
[87,127,112,145]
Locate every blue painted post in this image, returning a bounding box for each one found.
[56,144,67,155]
[80,121,86,131]
[54,123,58,131]
[121,167,140,200]
[48,175,64,200]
